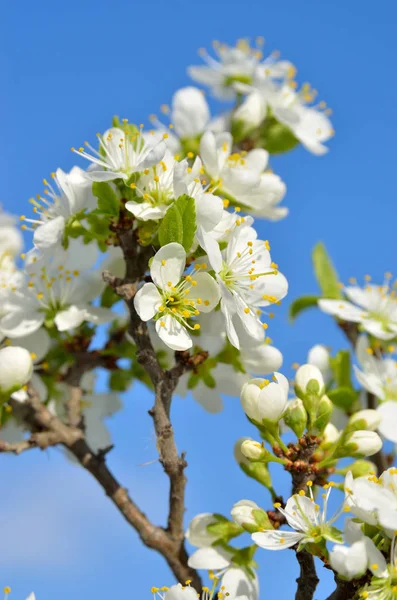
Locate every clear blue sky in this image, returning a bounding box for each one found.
[2,0,397,598]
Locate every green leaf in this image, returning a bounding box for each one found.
[175,194,197,252]
[109,370,133,392]
[331,350,352,388]
[327,387,357,411]
[289,295,320,322]
[92,182,120,217]
[158,204,183,247]
[312,242,342,299]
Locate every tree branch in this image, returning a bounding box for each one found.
[325,574,360,600]
[295,550,319,600]
[10,384,201,589]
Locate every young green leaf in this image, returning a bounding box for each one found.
[92,182,120,217]
[312,242,342,299]
[158,204,184,246]
[175,194,197,252]
[289,295,321,322]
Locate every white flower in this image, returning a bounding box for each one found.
[0,242,113,337]
[358,536,397,598]
[0,346,33,394]
[0,208,23,257]
[72,127,166,182]
[150,87,211,153]
[295,363,325,395]
[252,486,342,551]
[185,513,219,548]
[20,167,96,254]
[240,373,289,424]
[155,572,257,600]
[200,131,267,203]
[240,439,267,461]
[240,341,283,376]
[319,282,397,340]
[188,39,292,100]
[0,254,24,342]
[206,224,287,349]
[308,344,331,385]
[134,243,220,351]
[344,470,397,530]
[238,170,287,221]
[231,499,260,528]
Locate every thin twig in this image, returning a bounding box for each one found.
[295,550,319,600]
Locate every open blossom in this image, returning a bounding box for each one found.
[20,167,96,254]
[354,336,397,442]
[134,243,220,351]
[188,38,293,100]
[319,281,397,340]
[200,131,269,203]
[252,487,343,551]
[72,127,167,182]
[240,373,289,424]
[0,242,113,338]
[206,223,287,349]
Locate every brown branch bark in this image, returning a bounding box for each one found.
[7,385,201,588]
[295,550,319,600]
[325,575,360,600]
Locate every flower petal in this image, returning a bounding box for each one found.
[377,402,397,443]
[134,283,162,321]
[252,530,305,550]
[156,314,192,351]
[189,272,220,313]
[187,546,232,569]
[151,243,186,290]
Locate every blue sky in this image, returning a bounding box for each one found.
[2,0,397,598]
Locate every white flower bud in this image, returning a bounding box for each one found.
[323,423,340,444]
[233,91,267,130]
[329,541,368,580]
[185,513,219,548]
[240,374,289,424]
[240,439,267,461]
[0,346,33,395]
[348,409,381,432]
[307,344,331,384]
[343,430,383,458]
[295,364,325,396]
[234,437,253,466]
[231,500,260,527]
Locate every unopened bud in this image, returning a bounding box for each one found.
[295,364,325,398]
[185,513,219,548]
[231,500,272,533]
[240,439,270,461]
[347,409,381,432]
[337,430,382,458]
[312,394,333,433]
[307,344,331,384]
[232,92,267,142]
[322,423,340,446]
[240,374,289,425]
[0,346,33,396]
[284,398,307,438]
[337,459,376,478]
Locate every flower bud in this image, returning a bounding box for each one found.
[295,364,325,397]
[347,409,381,432]
[338,430,383,458]
[240,374,289,425]
[283,398,307,439]
[240,439,269,462]
[231,500,272,533]
[337,459,376,478]
[0,346,33,396]
[232,92,266,141]
[234,439,273,488]
[312,394,333,433]
[322,423,340,445]
[307,344,331,384]
[185,513,219,548]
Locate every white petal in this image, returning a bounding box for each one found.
[187,546,232,569]
[240,344,283,375]
[192,385,224,413]
[329,541,368,580]
[54,306,87,331]
[318,299,364,322]
[0,310,44,338]
[244,149,269,173]
[189,272,220,313]
[125,201,167,221]
[252,530,305,550]
[344,286,371,309]
[283,495,318,530]
[377,402,397,442]
[151,243,186,290]
[172,86,210,138]
[139,141,167,170]
[221,568,259,600]
[156,314,192,351]
[83,305,114,325]
[11,328,51,363]
[134,283,162,321]
[164,585,198,600]
[195,192,224,232]
[33,216,65,250]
